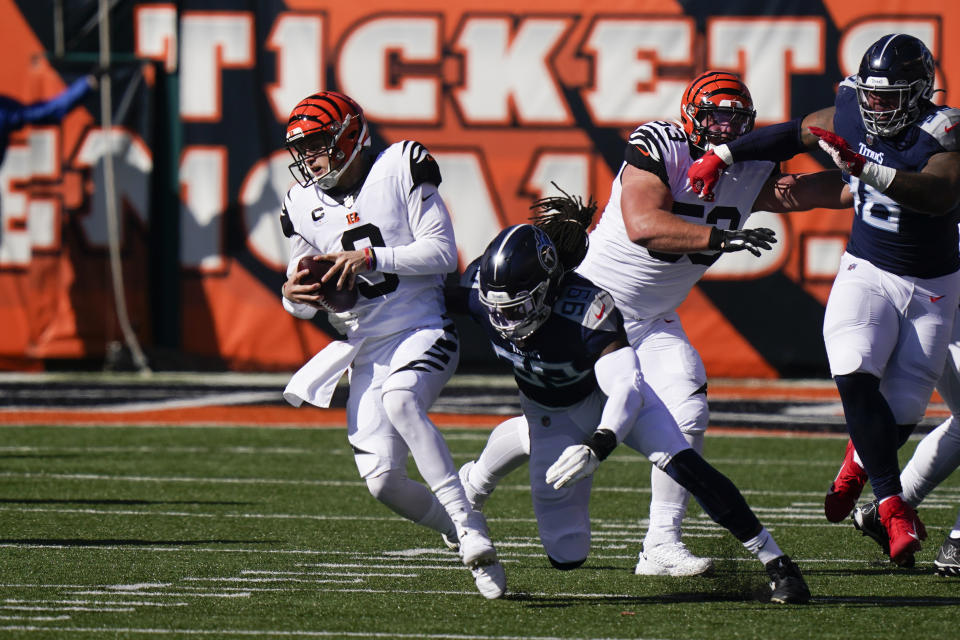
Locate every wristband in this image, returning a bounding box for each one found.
[713,144,733,166]
[363,247,377,271]
[583,428,617,461]
[859,161,896,193]
[708,227,725,251]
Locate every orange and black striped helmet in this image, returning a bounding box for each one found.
[679,71,756,151]
[285,91,370,189]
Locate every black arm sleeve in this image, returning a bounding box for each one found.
[726,117,805,163]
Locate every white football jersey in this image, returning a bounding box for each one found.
[577,120,775,320]
[281,140,458,339]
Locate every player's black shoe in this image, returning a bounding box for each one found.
[765,555,811,604]
[934,536,960,577]
[852,498,890,555]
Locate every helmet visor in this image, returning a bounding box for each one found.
[700,108,755,146]
[856,80,916,136]
[287,132,340,188]
[478,281,550,340]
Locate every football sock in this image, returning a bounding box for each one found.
[433,474,473,519]
[643,501,686,547]
[834,373,901,500]
[664,449,762,542]
[415,494,457,538]
[645,432,703,548]
[742,527,784,565]
[901,415,960,507]
[472,416,530,493]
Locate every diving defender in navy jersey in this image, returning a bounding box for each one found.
[688,34,960,568]
[455,223,810,604]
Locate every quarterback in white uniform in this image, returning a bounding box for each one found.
[460,71,850,577]
[278,90,505,599]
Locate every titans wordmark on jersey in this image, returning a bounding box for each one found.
[466,271,623,408]
[834,77,960,279]
[577,120,776,321]
[280,140,450,338]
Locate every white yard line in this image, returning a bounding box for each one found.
[4,599,187,607]
[0,626,673,640]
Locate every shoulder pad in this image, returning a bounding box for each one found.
[919,107,960,151]
[279,203,294,238]
[625,121,684,186]
[839,75,858,91]
[403,140,442,191]
[553,284,619,332]
[626,121,682,163]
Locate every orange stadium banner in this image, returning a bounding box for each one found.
[0,0,957,376]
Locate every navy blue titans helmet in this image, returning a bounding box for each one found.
[478,224,560,341]
[856,33,935,137]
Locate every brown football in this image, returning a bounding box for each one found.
[297,256,359,313]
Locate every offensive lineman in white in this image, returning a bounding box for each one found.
[459,71,851,577]
[278,90,505,599]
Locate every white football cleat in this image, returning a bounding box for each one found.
[471,560,507,599]
[456,511,498,568]
[459,461,492,512]
[634,541,713,577]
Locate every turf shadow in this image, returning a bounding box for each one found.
[509,591,756,608]
[814,595,960,607]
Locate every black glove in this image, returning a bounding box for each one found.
[709,227,777,257]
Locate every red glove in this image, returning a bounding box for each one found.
[808,126,865,176]
[687,149,727,202]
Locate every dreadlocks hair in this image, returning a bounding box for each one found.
[529,182,598,271]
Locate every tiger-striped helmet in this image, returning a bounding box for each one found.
[285,91,370,189]
[680,71,756,152]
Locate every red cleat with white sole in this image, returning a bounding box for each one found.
[824,439,868,522]
[878,495,927,567]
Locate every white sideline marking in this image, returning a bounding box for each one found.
[67,591,252,598]
[106,583,171,591]
[0,605,134,613]
[257,563,462,572]
[182,577,363,584]
[0,445,316,455]
[240,571,419,578]
[0,615,70,621]
[0,626,666,640]
[4,599,187,607]
[0,471,363,487]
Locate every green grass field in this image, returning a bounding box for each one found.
[1,424,959,639]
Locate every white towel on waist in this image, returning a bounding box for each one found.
[283,338,365,408]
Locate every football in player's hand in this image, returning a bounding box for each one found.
[297,256,359,313]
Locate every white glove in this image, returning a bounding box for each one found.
[545,444,600,490]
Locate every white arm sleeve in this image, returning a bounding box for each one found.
[594,346,645,443]
[371,183,458,275]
